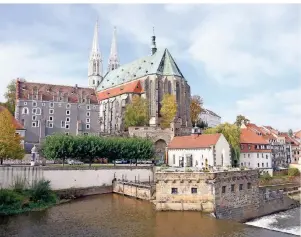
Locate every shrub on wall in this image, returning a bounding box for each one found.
[288,168,300,177]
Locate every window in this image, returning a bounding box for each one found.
[86,105,90,110]
[222,186,226,194]
[65,124,70,129]
[86,118,90,123]
[35,108,41,115]
[248,154,250,158]
[49,109,54,114]
[32,122,37,127]
[262,163,264,167]
[32,108,37,114]
[86,112,90,117]
[49,116,53,121]
[50,102,54,108]
[42,103,45,106]
[22,107,29,114]
[247,183,251,189]
[241,162,243,166]
[93,105,97,109]
[191,188,197,194]
[248,145,251,150]
[266,162,268,167]
[241,144,244,149]
[257,153,259,158]
[257,163,260,167]
[266,155,268,159]
[244,154,246,158]
[262,153,264,158]
[24,102,27,105]
[231,184,235,192]
[66,117,70,123]
[173,154,175,164]
[86,124,90,129]
[66,110,70,115]
[47,121,53,128]
[61,121,65,128]
[32,101,37,107]
[21,119,25,125]
[239,184,243,191]
[32,115,36,121]
[66,104,71,109]
[171,188,178,194]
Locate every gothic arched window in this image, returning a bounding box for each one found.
[176,82,180,103]
[150,80,153,115]
[168,81,172,94]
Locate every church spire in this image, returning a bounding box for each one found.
[88,20,103,88]
[108,26,119,72]
[151,26,157,55]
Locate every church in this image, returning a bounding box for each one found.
[14,21,192,152]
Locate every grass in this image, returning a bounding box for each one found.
[0,179,58,216]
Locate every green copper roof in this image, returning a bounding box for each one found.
[97,48,184,92]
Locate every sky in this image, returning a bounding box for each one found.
[0,4,300,131]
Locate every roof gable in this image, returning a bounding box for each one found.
[168,133,221,149]
[97,48,184,92]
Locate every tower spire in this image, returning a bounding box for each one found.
[108,26,120,72]
[88,20,103,88]
[151,26,157,55]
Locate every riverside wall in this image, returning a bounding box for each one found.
[155,170,300,222]
[0,166,154,193]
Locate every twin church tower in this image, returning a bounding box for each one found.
[88,21,119,88]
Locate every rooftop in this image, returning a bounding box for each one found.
[97,48,185,92]
[240,128,269,144]
[16,80,98,104]
[168,133,221,149]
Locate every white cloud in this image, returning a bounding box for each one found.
[0,42,86,101]
[187,5,300,86]
[220,87,301,131]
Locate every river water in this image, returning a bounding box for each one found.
[0,194,299,237]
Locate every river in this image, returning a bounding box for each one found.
[0,194,299,237]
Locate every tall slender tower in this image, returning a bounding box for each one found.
[151,26,157,55]
[108,26,119,72]
[88,20,103,88]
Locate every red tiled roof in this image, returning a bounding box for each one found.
[294,130,301,139]
[0,106,25,130]
[168,133,221,149]
[16,79,98,104]
[240,128,269,144]
[97,80,144,101]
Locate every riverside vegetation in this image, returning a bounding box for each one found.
[0,178,57,216]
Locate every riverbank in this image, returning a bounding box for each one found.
[0,179,57,216]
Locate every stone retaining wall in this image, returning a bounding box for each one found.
[113,181,155,200]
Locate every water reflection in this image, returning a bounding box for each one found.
[0,194,294,237]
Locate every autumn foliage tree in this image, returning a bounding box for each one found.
[190,95,203,126]
[3,79,17,115]
[160,94,177,128]
[204,123,241,166]
[0,107,24,165]
[124,95,149,128]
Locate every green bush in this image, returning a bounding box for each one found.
[12,176,27,193]
[260,172,272,181]
[30,179,56,203]
[0,189,24,208]
[288,168,300,177]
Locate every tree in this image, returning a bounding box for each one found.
[196,119,208,129]
[204,123,241,167]
[124,95,149,128]
[288,129,293,137]
[0,108,24,165]
[235,115,250,127]
[190,95,203,126]
[4,79,17,115]
[160,94,177,128]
